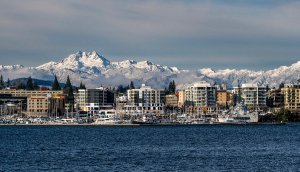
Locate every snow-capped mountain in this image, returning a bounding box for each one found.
[0,64,24,70]
[2,51,300,90]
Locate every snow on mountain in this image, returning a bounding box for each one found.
[3,51,300,90]
[0,65,24,71]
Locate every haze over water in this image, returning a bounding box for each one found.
[1,124,299,171]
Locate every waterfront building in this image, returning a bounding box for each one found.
[281,82,300,110]
[266,89,284,108]
[50,94,66,116]
[0,89,63,97]
[77,87,108,110]
[27,95,51,116]
[233,84,267,112]
[0,94,27,116]
[217,90,232,106]
[185,81,217,114]
[178,91,185,108]
[124,84,164,114]
[165,94,178,107]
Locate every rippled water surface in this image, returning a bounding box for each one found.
[1,124,300,171]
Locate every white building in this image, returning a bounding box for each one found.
[233,84,267,107]
[185,82,217,107]
[124,84,164,114]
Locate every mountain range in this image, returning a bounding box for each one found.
[1,51,300,90]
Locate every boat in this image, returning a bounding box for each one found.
[191,118,209,124]
[218,102,259,123]
[93,117,123,124]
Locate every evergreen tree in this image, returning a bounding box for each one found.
[0,75,4,88]
[278,82,285,90]
[63,75,73,97]
[7,78,10,87]
[172,80,176,93]
[168,82,172,94]
[33,80,39,90]
[52,75,60,90]
[126,85,130,90]
[15,81,26,90]
[130,81,135,89]
[168,80,176,94]
[79,81,86,89]
[27,76,34,90]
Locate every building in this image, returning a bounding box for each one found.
[27,96,51,117]
[233,84,267,112]
[76,87,117,116]
[165,94,178,107]
[281,82,300,110]
[77,87,108,110]
[0,89,63,97]
[0,94,27,116]
[217,90,232,106]
[124,84,164,114]
[178,91,185,108]
[266,89,284,108]
[50,94,66,116]
[185,81,217,114]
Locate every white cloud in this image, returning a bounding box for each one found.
[0,0,300,70]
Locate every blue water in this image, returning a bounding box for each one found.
[0,124,300,171]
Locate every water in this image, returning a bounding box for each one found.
[0,124,300,171]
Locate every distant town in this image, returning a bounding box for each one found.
[0,73,299,124]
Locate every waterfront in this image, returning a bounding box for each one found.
[1,124,300,171]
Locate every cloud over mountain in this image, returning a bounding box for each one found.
[1,51,300,90]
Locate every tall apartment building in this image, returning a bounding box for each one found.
[281,82,300,110]
[185,82,217,113]
[124,84,164,114]
[77,87,108,110]
[233,84,267,111]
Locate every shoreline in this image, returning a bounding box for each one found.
[0,122,287,126]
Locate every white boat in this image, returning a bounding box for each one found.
[218,102,259,123]
[93,117,123,124]
[191,118,209,124]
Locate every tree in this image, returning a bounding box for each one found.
[79,81,86,89]
[27,76,34,90]
[63,75,73,97]
[0,75,4,88]
[15,81,26,90]
[52,75,60,90]
[33,80,39,90]
[213,81,217,86]
[278,82,285,90]
[266,85,269,91]
[172,80,176,93]
[168,80,176,94]
[6,78,10,87]
[130,81,135,89]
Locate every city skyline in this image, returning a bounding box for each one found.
[1,0,300,71]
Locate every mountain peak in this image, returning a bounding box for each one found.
[68,51,110,68]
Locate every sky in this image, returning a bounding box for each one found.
[1,0,300,71]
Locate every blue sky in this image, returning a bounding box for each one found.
[0,0,300,71]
